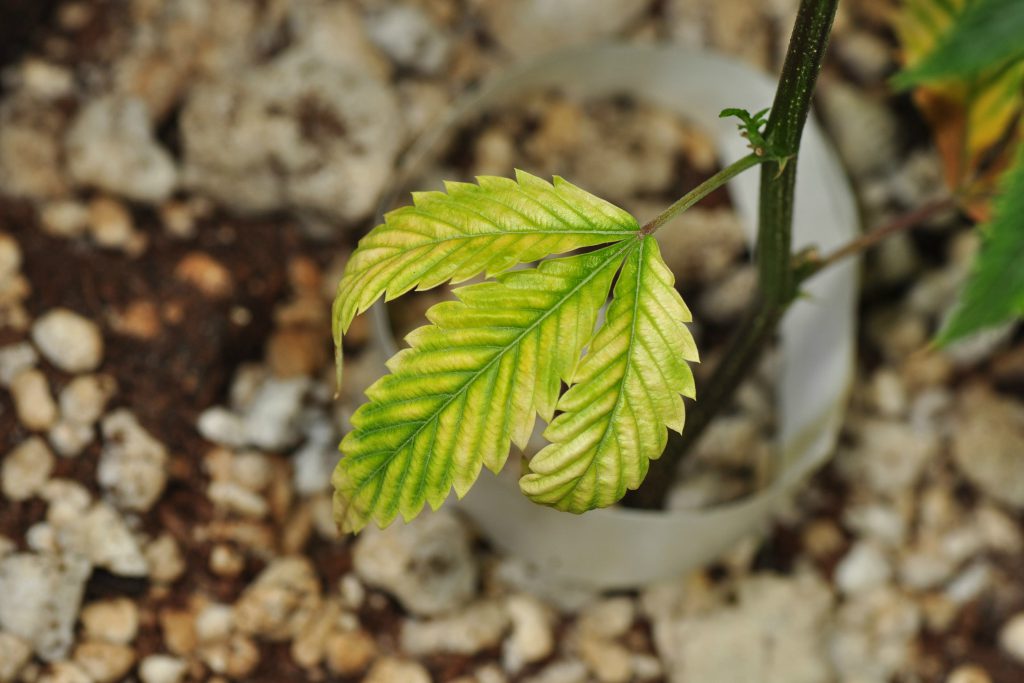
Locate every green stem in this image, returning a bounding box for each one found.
[625,0,839,510]
[639,154,763,236]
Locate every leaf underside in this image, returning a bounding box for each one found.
[520,236,699,511]
[334,243,630,531]
[937,142,1024,343]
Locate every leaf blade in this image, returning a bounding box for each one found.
[937,143,1024,343]
[333,242,633,531]
[332,171,638,358]
[520,236,699,512]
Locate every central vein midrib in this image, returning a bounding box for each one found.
[351,240,637,501]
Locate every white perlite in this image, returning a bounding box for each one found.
[31,308,104,373]
[57,503,149,577]
[480,0,648,57]
[180,50,402,223]
[952,388,1024,508]
[10,369,58,431]
[64,95,177,202]
[654,573,834,683]
[138,655,188,683]
[354,510,478,616]
[400,600,510,656]
[365,6,451,74]
[0,631,32,682]
[2,437,55,501]
[98,410,168,511]
[504,595,555,673]
[0,342,37,387]
[0,553,91,662]
[59,374,116,425]
[999,612,1024,664]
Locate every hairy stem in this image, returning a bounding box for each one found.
[625,0,839,510]
[639,154,763,236]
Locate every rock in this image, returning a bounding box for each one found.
[158,609,196,657]
[234,557,321,641]
[835,541,892,594]
[840,418,938,496]
[481,0,648,57]
[655,573,833,683]
[174,252,234,298]
[145,534,186,584]
[0,553,91,661]
[0,95,69,199]
[60,502,148,577]
[830,586,921,683]
[31,308,104,373]
[366,6,450,74]
[292,417,338,495]
[59,374,115,425]
[0,342,37,387]
[198,633,260,678]
[98,410,168,512]
[37,661,92,683]
[324,628,377,677]
[353,510,477,616]
[73,641,135,683]
[48,420,95,458]
[64,95,177,202]
[240,377,309,451]
[578,598,635,640]
[2,437,55,500]
[80,598,139,645]
[180,50,402,223]
[138,654,188,683]
[10,369,58,431]
[0,631,32,682]
[197,407,247,448]
[946,665,992,683]
[194,603,234,644]
[87,197,137,251]
[504,595,554,673]
[577,635,632,683]
[0,233,20,282]
[999,613,1024,664]
[363,657,431,683]
[290,599,341,668]
[522,659,589,683]
[401,600,509,656]
[209,544,245,578]
[952,388,1024,508]
[40,200,90,238]
[207,481,269,519]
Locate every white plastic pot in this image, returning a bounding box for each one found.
[368,44,859,590]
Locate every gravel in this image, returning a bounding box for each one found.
[30,308,104,373]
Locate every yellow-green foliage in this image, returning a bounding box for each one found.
[332,172,698,531]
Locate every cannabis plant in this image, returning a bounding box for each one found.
[331,0,1024,532]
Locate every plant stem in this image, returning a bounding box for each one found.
[625,0,839,510]
[801,196,957,279]
[639,154,763,236]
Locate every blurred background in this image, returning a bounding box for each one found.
[0,1,1022,682]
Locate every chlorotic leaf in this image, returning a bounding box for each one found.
[520,236,699,512]
[894,0,1024,88]
[332,170,638,386]
[937,143,1024,344]
[333,242,634,531]
[894,0,1024,215]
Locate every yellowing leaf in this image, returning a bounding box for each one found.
[332,170,638,385]
[519,237,699,512]
[333,242,633,531]
[895,0,1024,215]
